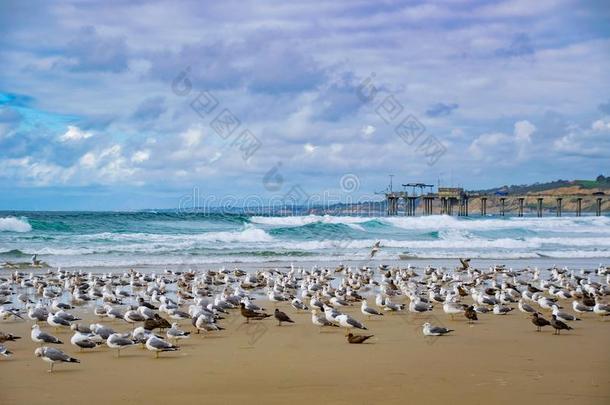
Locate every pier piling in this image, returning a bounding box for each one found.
[537,197,543,217]
[576,198,582,217]
[481,197,487,216]
[518,197,524,217]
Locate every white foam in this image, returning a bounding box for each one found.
[0,217,32,233]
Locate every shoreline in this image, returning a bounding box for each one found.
[3,257,609,275]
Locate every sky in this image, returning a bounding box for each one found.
[1,0,609,210]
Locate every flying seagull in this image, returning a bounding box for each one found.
[370,241,381,258]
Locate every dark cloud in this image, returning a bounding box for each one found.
[59,26,129,73]
[426,102,459,117]
[494,33,534,58]
[598,99,610,115]
[132,96,167,121]
[147,36,326,93]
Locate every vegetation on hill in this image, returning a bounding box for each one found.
[471,175,610,195]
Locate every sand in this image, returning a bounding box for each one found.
[1,301,609,405]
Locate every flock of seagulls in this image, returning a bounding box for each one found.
[0,259,609,372]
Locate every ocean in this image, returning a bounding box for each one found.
[1,211,609,270]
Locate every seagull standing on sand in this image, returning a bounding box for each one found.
[531,313,551,332]
[336,314,367,331]
[274,309,295,326]
[167,323,190,341]
[572,300,593,313]
[550,315,573,335]
[34,347,79,372]
[70,332,102,351]
[361,300,384,319]
[145,335,179,358]
[311,309,339,331]
[31,325,63,345]
[106,333,137,357]
[422,322,453,336]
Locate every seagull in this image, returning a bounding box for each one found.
[145,335,179,358]
[194,315,224,335]
[47,312,71,329]
[370,241,381,258]
[443,301,464,320]
[274,309,295,326]
[459,258,471,270]
[593,300,610,319]
[0,331,21,343]
[167,323,190,341]
[493,304,513,315]
[347,333,374,344]
[34,347,79,372]
[422,322,453,336]
[336,314,367,331]
[70,332,103,351]
[31,325,63,345]
[239,303,270,323]
[409,299,432,315]
[550,315,573,335]
[572,300,593,313]
[382,296,405,312]
[291,298,308,311]
[361,300,384,318]
[90,323,115,341]
[464,305,478,324]
[0,306,24,320]
[70,323,92,334]
[551,305,580,322]
[123,309,146,328]
[311,309,339,331]
[531,313,551,332]
[0,344,12,358]
[106,333,137,357]
[518,299,537,314]
[27,306,48,323]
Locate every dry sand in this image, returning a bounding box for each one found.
[1,301,609,405]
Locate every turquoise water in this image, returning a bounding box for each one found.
[1,211,609,268]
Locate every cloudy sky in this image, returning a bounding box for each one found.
[1,0,609,210]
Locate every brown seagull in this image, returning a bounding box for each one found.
[531,313,550,332]
[550,315,573,335]
[347,333,374,344]
[274,309,295,326]
[240,303,270,323]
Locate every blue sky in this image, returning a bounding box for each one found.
[1,0,609,210]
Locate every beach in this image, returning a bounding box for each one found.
[1,294,609,405]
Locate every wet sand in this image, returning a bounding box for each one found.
[1,301,609,405]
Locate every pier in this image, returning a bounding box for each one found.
[384,187,607,217]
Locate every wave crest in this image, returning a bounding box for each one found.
[0,217,32,233]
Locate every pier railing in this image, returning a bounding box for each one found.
[384,192,606,217]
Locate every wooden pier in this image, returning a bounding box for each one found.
[385,188,607,217]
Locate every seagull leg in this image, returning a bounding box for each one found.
[155,351,159,359]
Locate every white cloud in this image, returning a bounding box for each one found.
[59,125,93,142]
[304,143,316,153]
[181,127,204,148]
[361,125,376,138]
[592,119,610,131]
[514,120,536,143]
[79,152,97,168]
[131,150,151,163]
